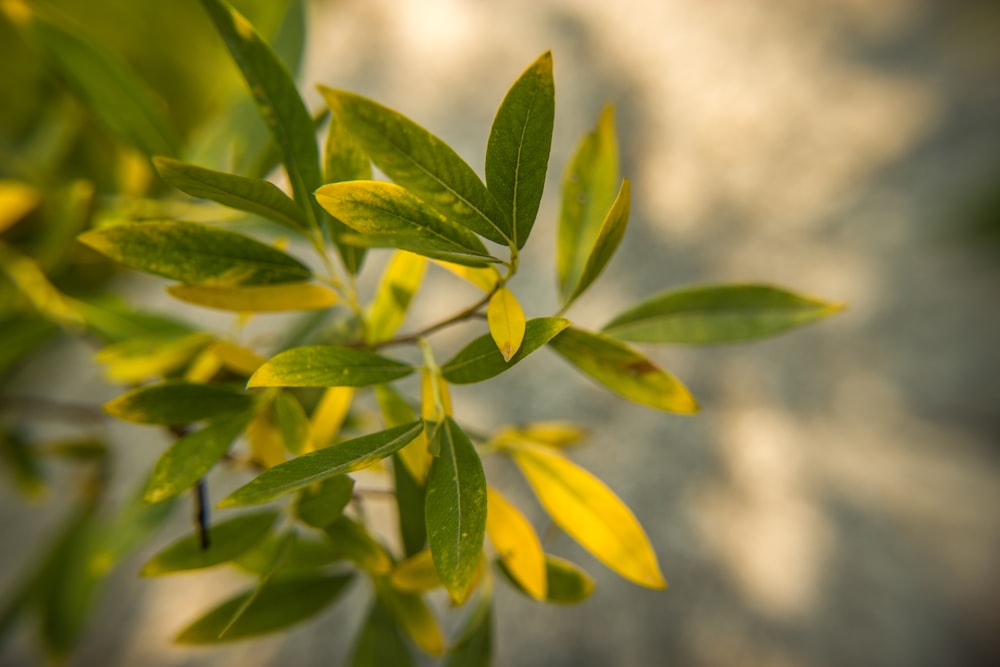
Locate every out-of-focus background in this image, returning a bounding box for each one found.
[2,0,999,665]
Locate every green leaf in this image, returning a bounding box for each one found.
[602,284,845,344]
[153,157,306,232]
[143,408,256,503]
[547,327,698,414]
[498,554,595,605]
[319,87,511,245]
[234,533,339,576]
[315,181,498,266]
[322,515,392,574]
[220,421,423,507]
[0,315,57,377]
[97,483,179,571]
[175,573,353,644]
[199,0,323,232]
[443,593,492,667]
[393,454,427,558]
[425,418,486,604]
[557,105,619,302]
[366,250,427,344]
[377,580,444,656]
[441,318,569,384]
[248,345,414,388]
[21,7,180,157]
[141,511,277,576]
[295,475,355,528]
[103,381,254,425]
[349,599,415,667]
[272,390,311,455]
[78,221,312,286]
[486,51,555,249]
[321,93,371,274]
[566,178,630,305]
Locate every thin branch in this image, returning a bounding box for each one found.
[195,478,210,551]
[365,287,498,349]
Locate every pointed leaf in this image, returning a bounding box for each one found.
[175,574,353,644]
[199,0,323,231]
[432,260,501,292]
[310,386,354,449]
[167,282,337,313]
[320,87,511,245]
[366,251,427,344]
[486,51,555,249]
[498,554,595,604]
[316,181,497,265]
[602,283,845,344]
[547,327,698,413]
[441,317,569,384]
[557,105,619,301]
[425,418,486,604]
[511,443,666,589]
[140,511,277,575]
[0,243,83,328]
[393,454,427,557]
[567,178,630,305]
[486,287,526,362]
[377,580,445,656]
[78,221,312,286]
[349,599,415,667]
[144,408,256,503]
[248,345,413,388]
[486,487,546,600]
[273,390,311,455]
[153,157,306,232]
[492,421,588,449]
[390,550,441,593]
[295,475,354,528]
[104,381,254,425]
[95,332,213,383]
[220,422,423,506]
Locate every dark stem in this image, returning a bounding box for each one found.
[369,288,497,349]
[195,478,210,551]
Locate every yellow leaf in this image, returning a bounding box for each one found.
[511,443,666,589]
[96,333,213,383]
[366,250,426,343]
[486,487,546,600]
[389,550,443,593]
[432,260,500,292]
[245,403,287,469]
[494,421,589,449]
[184,347,223,382]
[0,180,40,234]
[166,282,337,312]
[0,243,82,328]
[487,287,525,362]
[309,386,353,450]
[210,341,266,376]
[420,367,452,421]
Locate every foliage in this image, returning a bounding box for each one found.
[0,0,842,664]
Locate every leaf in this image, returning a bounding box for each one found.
[96,482,179,573]
[0,243,83,328]
[310,386,354,449]
[140,511,277,575]
[144,408,256,503]
[375,384,428,483]
[0,180,40,234]
[315,181,497,266]
[432,260,501,293]
[95,332,213,383]
[319,87,511,245]
[175,573,353,644]
[557,105,619,302]
[485,51,555,249]
[295,475,355,528]
[234,533,339,576]
[377,581,445,656]
[393,454,427,557]
[323,515,392,574]
[602,283,845,344]
[349,598,415,667]
[366,251,427,344]
[78,221,312,286]
[104,381,254,425]
[443,593,492,667]
[245,402,288,468]
[510,442,666,589]
[220,421,423,507]
[167,282,337,313]
[273,390,311,455]
[566,178,630,305]
[153,157,306,232]
[498,554,595,604]
[390,550,441,593]
[547,327,698,414]
[486,487,546,600]
[492,422,588,449]
[486,288,526,362]
[441,317,569,384]
[210,341,266,376]
[199,0,323,232]
[425,418,486,604]
[248,345,413,388]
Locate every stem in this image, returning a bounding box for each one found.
[195,477,210,551]
[371,286,498,349]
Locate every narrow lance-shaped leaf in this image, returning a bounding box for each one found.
[366,251,427,344]
[349,598,415,667]
[566,178,630,306]
[441,317,569,385]
[390,550,441,593]
[141,511,277,575]
[557,105,619,302]
[444,590,493,667]
[498,554,595,605]
[316,181,499,267]
[487,287,526,362]
[510,442,667,589]
[547,327,698,414]
[322,515,392,574]
[167,282,337,313]
[310,386,354,449]
[245,400,288,468]
[486,51,555,249]
[78,221,312,286]
[0,242,83,328]
[432,260,500,293]
[486,487,546,600]
[272,390,311,455]
[95,332,213,383]
[319,86,511,245]
[144,408,256,503]
[220,421,423,507]
[425,418,487,604]
[602,283,845,344]
[394,455,427,558]
[377,580,445,656]
[104,381,254,425]
[199,0,323,232]
[295,475,354,528]
[248,345,413,388]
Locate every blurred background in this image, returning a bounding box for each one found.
[2,0,999,665]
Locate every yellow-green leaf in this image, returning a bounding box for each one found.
[547,327,698,414]
[210,341,266,376]
[167,282,337,312]
[95,332,213,383]
[248,345,413,388]
[498,553,595,605]
[104,381,254,425]
[310,386,354,449]
[487,287,526,362]
[377,580,445,656]
[492,421,588,449]
[432,260,500,293]
[323,515,392,575]
[601,283,845,344]
[272,390,311,455]
[441,317,569,385]
[0,243,82,328]
[389,550,441,593]
[566,178,630,306]
[295,475,354,529]
[366,251,426,344]
[245,402,287,468]
[140,511,277,575]
[486,487,546,600]
[510,442,666,589]
[0,180,40,234]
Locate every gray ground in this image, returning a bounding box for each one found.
[3,1,999,666]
